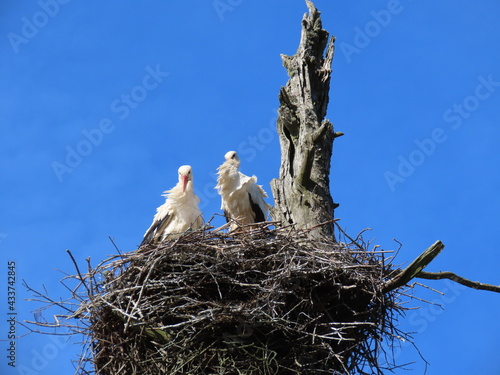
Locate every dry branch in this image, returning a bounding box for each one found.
[383,240,500,294]
[383,241,444,293]
[416,271,500,293]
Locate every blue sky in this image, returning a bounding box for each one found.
[1,1,500,374]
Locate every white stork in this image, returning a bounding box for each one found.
[140,165,203,246]
[216,151,270,230]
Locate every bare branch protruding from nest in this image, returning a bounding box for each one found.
[416,271,500,293]
[383,240,500,294]
[383,241,444,293]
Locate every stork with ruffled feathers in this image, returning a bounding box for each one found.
[141,165,203,246]
[216,151,270,230]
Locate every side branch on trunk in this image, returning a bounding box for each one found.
[417,271,500,293]
[270,0,342,240]
[384,241,500,294]
[383,241,444,293]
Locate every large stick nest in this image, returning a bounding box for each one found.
[30,224,407,374]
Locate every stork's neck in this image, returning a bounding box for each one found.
[217,162,241,194]
[165,181,195,199]
[220,162,240,180]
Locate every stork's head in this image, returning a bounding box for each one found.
[178,165,193,193]
[224,151,240,166]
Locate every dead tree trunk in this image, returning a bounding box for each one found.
[270,0,342,240]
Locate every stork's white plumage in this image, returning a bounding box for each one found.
[216,151,270,230]
[141,165,203,246]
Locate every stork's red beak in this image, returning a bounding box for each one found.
[181,175,188,193]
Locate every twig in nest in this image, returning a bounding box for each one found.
[66,249,92,296]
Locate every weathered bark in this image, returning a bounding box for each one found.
[270,0,342,240]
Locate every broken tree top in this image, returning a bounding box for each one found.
[271,1,342,240]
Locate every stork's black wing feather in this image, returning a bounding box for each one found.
[140,212,171,247]
[223,209,231,223]
[248,192,265,222]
